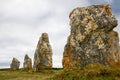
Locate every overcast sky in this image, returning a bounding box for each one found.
[0,0,120,68]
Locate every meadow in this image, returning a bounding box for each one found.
[0,65,120,80]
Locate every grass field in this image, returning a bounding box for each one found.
[0,68,63,80]
[0,65,120,80]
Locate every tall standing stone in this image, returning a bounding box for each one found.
[10,57,20,70]
[23,54,32,70]
[62,4,120,70]
[33,33,52,71]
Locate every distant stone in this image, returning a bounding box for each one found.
[10,57,20,70]
[62,4,120,70]
[23,54,32,70]
[33,33,52,71]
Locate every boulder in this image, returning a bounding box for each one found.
[33,33,52,71]
[62,4,120,70]
[10,57,20,70]
[23,54,32,70]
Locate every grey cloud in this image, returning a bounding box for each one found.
[0,37,30,48]
[0,62,10,67]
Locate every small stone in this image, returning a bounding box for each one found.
[23,54,32,70]
[10,57,20,70]
[33,33,52,71]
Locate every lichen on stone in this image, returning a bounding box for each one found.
[62,4,120,70]
[33,33,52,71]
[10,57,20,70]
[23,54,32,70]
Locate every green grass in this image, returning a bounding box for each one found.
[0,66,120,80]
[52,65,120,80]
[0,68,63,80]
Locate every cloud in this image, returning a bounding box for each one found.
[0,0,51,18]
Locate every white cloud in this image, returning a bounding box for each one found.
[0,0,51,18]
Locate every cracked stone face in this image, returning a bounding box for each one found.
[62,4,120,70]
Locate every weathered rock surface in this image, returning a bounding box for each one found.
[62,4,120,70]
[10,57,20,70]
[33,33,52,71]
[23,54,32,70]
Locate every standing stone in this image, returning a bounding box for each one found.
[62,4,120,70]
[10,57,20,70]
[33,33,52,71]
[23,54,32,70]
